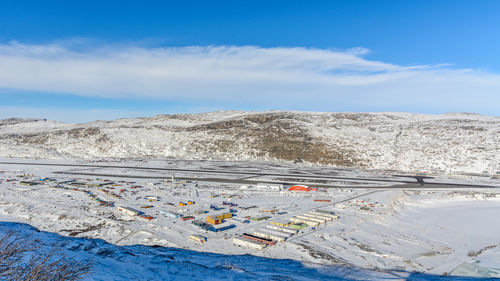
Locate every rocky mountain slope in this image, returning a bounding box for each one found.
[0,111,498,174]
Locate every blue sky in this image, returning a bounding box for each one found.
[0,0,499,122]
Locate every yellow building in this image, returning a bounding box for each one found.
[214,213,233,220]
[270,221,290,227]
[206,216,222,225]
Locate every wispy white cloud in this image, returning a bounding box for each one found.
[0,42,498,115]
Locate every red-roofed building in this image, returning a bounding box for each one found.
[289,185,313,192]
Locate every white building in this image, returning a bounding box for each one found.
[189,234,207,243]
[290,217,319,226]
[266,225,298,234]
[253,230,288,242]
[117,206,140,216]
[305,212,334,221]
[233,237,266,250]
[256,183,284,191]
[297,215,326,224]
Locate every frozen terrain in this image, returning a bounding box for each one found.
[0,111,498,174]
[0,159,498,279]
[0,222,489,281]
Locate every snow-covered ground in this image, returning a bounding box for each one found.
[0,158,498,279]
[0,222,464,281]
[0,111,498,174]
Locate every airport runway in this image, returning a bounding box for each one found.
[0,161,417,183]
[0,161,497,189]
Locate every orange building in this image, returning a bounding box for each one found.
[289,185,311,192]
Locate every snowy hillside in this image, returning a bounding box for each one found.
[1,222,479,281]
[0,111,498,174]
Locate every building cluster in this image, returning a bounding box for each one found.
[0,171,350,251]
[347,199,384,212]
[1,173,57,186]
[233,209,338,250]
[239,184,323,192]
[191,212,237,233]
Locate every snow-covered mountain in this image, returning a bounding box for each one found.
[0,111,498,174]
